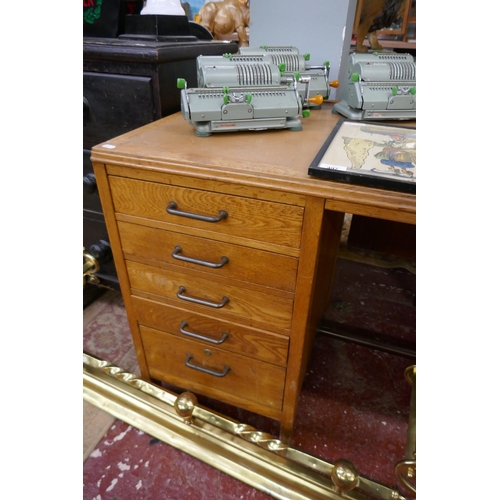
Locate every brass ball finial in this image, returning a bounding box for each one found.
[404,365,416,385]
[174,392,198,424]
[331,459,360,492]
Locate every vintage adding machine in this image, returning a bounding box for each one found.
[237,46,332,108]
[195,53,325,110]
[177,59,310,136]
[333,52,416,120]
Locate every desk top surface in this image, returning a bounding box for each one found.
[91,102,416,223]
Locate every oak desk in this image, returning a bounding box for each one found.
[91,102,416,442]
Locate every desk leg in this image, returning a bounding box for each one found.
[279,201,345,444]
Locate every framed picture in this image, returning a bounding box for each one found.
[308,119,416,194]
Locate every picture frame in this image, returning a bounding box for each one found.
[308,118,416,194]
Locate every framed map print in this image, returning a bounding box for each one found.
[308,119,416,194]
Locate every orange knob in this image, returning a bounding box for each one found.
[308,94,324,105]
[329,80,340,88]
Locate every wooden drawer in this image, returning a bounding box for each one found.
[131,296,289,366]
[127,261,294,333]
[109,176,304,248]
[141,326,286,411]
[118,221,298,293]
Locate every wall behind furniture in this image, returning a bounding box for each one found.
[248,0,356,100]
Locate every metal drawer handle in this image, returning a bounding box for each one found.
[177,286,230,309]
[166,201,228,223]
[185,354,230,378]
[172,246,229,269]
[180,321,229,344]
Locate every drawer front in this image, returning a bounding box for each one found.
[127,261,294,332]
[109,177,304,248]
[131,296,289,366]
[118,221,298,292]
[141,326,286,411]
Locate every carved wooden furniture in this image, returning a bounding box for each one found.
[91,102,415,441]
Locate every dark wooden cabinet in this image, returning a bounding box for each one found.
[83,36,238,305]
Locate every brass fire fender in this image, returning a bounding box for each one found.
[83,353,416,499]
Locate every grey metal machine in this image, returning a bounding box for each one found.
[177,48,330,136]
[195,51,329,109]
[237,46,331,107]
[333,52,416,120]
[177,46,338,136]
[177,74,305,136]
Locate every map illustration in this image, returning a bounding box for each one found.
[319,121,416,183]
